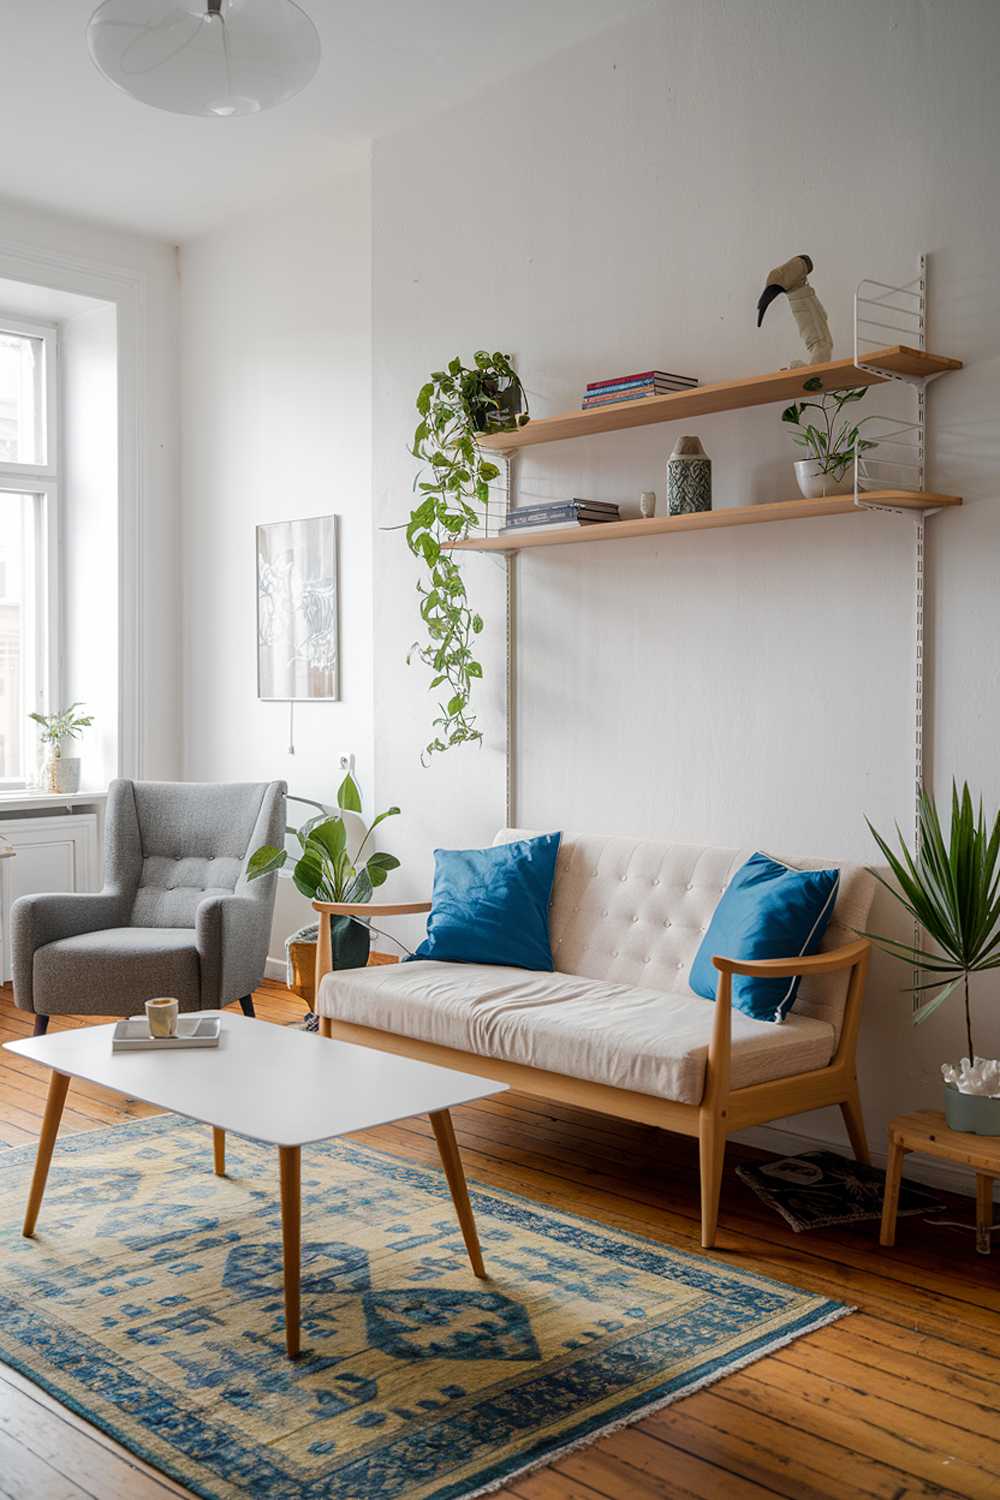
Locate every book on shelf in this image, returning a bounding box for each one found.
[582,386,692,410]
[585,369,698,392]
[499,517,615,535]
[504,500,620,529]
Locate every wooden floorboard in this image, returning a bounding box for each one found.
[1,983,998,1500]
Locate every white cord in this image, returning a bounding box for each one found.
[288,700,295,755]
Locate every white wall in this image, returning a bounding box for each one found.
[180,169,374,963]
[0,197,181,781]
[371,0,1000,1154]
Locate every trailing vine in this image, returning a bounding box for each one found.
[406,351,528,761]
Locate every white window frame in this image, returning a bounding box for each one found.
[0,314,60,787]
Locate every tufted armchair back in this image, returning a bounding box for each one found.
[496,830,875,1043]
[104,779,286,928]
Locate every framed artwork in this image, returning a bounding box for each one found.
[256,514,339,701]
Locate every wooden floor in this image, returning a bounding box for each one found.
[1,983,998,1500]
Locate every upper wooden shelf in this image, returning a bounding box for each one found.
[477,346,962,453]
[445,491,962,553]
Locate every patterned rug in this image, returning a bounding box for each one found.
[0,1117,850,1499]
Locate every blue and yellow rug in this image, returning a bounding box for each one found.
[0,1116,849,1499]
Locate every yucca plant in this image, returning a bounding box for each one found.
[864,783,1000,1060]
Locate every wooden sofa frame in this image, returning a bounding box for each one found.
[313,899,871,1249]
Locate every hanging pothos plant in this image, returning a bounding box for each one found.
[406,351,528,761]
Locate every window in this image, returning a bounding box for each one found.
[0,316,56,787]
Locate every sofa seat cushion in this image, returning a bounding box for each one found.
[317,961,836,1106]
[33,928,202,1015]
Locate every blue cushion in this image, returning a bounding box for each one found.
[409,832,562,970]
[688,853,840,1022]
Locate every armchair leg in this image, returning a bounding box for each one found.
[237,996,256,1019]
[33,1014,50,1037]
[840,1082,870,1164]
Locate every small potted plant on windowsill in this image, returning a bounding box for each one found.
[782,378,878,498]
[29,703,94,794]
[864,783,1000,1134]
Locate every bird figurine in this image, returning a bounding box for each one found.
[756,253,833,366]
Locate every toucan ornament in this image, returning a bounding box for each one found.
[756,253,833,366]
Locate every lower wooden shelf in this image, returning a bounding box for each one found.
[444,491,961,553]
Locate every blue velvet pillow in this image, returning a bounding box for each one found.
[688,852,840,1022]
[409,832,562,970]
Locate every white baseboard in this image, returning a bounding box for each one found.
[732,1120,989,1201]
[264,957,287,982]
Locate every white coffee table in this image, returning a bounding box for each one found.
[5,1013,506,1358]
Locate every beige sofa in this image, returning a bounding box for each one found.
[315,830,876,1247]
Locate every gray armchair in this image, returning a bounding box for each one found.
[12,777,286,1035]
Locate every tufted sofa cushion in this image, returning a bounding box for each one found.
[494,830,875,1044]
[317,961,836,1105]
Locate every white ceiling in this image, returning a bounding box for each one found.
[0,1,650,243]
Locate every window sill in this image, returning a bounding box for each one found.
[0,788,108,814]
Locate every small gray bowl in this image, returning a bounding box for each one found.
[944,1083,1000,1135]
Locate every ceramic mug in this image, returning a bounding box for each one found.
[146,996,179,1039]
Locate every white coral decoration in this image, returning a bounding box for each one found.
[941,1056,1000,1097]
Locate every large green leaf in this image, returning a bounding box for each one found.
[308,818,347,864]
[336,773,363,813]
[246,845,287,881]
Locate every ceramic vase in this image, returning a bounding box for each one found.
[667,436,711,515]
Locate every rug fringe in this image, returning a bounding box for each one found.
[452,1302,855,1500]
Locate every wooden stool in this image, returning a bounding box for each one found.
[881,1110,998,1255]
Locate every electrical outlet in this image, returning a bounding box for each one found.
[338,752,356,774]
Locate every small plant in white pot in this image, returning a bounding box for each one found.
[782,378,878,498]
[864,783,1000,1135]
[29,703,94,794]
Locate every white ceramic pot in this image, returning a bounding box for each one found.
[794,460,856,500]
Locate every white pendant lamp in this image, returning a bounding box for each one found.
[86,0,321,117]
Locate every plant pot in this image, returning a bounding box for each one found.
[52,756,81,793]
[474,376,524,433]
[944,1082,1000,1135]
[794,460,859,499]
[330,914,372,971]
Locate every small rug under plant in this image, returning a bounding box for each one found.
[737,1150,945,1233]
[1,1119,850,1500]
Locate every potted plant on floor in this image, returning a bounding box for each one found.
[864,782,1000,1134]
[406,351,528,761]
[782,379,878,498]
[247,770,401,1005]
[29,703,94,793]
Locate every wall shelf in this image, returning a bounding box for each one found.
[445,491,961,553]
[476,346,962,453]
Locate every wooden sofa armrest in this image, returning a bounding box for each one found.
[712,938,870,980]
[312,900,432,990]
[311,901,432,917]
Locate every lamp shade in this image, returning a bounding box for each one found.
[86,0,321,117]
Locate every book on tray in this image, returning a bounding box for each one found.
[501,500,620,534]
[581,368,699,410]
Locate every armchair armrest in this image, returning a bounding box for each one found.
[712,938,870,980]
[11,891,128,1013]
[311,900,432,987]
[196,893,271,1008]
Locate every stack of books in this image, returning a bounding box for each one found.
[500,499,621,535]
[582,369,698,410]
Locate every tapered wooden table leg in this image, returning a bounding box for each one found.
[880,1134,905,1247]
[976,1174,993,1256]
[279,1145,301,1358]
[212,1127,226,1176]
[23,1071,70,1237]
[430,1108,486,1278]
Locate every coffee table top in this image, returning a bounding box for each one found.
[5,1014,507,1147]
